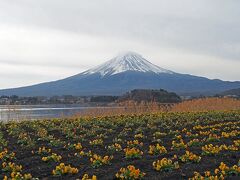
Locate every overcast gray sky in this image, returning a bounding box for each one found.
[0,0,240,89]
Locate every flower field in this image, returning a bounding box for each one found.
[0,111,240,179]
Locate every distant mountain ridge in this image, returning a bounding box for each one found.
[0,52,240,96]
[221,88,240,96]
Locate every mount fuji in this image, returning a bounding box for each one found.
[82,52,174,76]
[1,52,240,96]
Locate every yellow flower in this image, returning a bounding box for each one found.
[53,163,78,176]
[204,171,211,177]
[116,165,145,179]
[52,170,56,175]
[82,174,97,180]
[42,157,48,161]
[214,168,219,174]
[74,143,83,150]
[24,174,32,180]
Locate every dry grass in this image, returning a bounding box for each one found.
[75,98,240,117]
[75,101,174,117]
[171,97,240,112]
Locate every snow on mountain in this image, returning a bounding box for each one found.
[82,52,174,76]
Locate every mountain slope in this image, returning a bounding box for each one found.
[221,88,240,96]
[82,52,174,76]
[0,52,240,96]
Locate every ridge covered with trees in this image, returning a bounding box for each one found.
[119,89,181,103]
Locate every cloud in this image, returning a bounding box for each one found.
[0,0,239,89]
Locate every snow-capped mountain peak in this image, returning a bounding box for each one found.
[83,52,174,76]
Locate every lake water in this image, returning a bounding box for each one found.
[0,105,103,121]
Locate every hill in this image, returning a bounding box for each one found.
[221,88,240,97]
[119,89,181,103]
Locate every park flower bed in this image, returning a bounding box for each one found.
[0,111,239,179]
